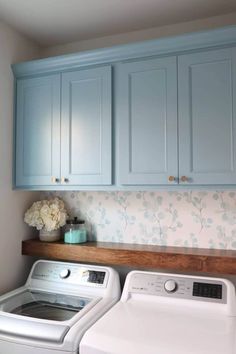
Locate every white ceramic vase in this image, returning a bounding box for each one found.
[39,228,61,242]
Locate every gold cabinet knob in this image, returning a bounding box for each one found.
[51,176,60,183]
[61,177,69,183]
[168,176,175,182]
[180,176,188,182]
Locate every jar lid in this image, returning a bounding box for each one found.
[66,217,85,225]
[66,217,79,224]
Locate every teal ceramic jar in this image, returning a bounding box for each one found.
[64,217,87,244]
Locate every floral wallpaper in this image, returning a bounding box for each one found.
[45,191,236,250]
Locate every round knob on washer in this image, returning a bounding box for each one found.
[164,279,177,293]
[60,269,71,279]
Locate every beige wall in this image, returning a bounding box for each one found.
[0,21,40,294]
[41,12,236,57]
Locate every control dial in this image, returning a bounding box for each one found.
[60,269,71,279]
[164,279,177,293]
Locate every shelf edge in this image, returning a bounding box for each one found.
[22,240,236,275]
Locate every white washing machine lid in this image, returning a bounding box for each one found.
[4,289,91,321]
[80,299,236,354]
[0,289,95,343]
[0,314,69,343]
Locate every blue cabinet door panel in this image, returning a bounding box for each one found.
[15,75,60,187]
[118,57,178,185]
[178,48,236,185]
[61,66,112,185]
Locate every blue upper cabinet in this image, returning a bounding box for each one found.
[118,57,178,185]
[13,26,236,189]
[61,66,112,185]
[15,75,61,187]
[15,66,112,188]
[178,47,236,185]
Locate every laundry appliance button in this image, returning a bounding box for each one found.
[60,269,71,279]
[164,279,178,293]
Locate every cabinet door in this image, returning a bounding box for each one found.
[178,48,236,185]
[15,75,60,187]
[61,66,112,185]
[118,57,178,185]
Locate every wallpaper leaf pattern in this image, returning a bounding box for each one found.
[45,191,236,250]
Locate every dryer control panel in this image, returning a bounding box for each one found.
[127,272,227,304]
[31,261,108,287]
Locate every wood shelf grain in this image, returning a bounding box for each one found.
[22,239,236,275]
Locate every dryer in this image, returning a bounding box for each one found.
[0,260,120,354]
[81,270,236,354]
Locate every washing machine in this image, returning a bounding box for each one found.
[81,270,236,354]
[0,259,120,354]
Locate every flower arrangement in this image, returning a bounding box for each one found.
[24,198,68,232]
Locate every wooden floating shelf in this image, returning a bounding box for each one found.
[22,239,236,275]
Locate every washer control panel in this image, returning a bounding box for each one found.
[128,273,227,304]
[31,261,108,287]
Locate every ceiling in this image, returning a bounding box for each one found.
[0,0,235,47]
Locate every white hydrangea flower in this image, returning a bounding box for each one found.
[24,198,68,231]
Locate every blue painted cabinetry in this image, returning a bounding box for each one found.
[13,26,236,189]
[15,66,112,187]
[118,57,178,185]
[15,75,61,186]
[178,47,236,185]
[118,47,236,185]
[61,66,112,186]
